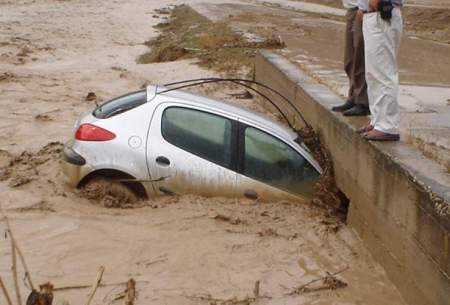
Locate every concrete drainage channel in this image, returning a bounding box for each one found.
[255,50,450,305]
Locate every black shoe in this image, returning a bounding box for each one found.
[343,104,370,116]
[332,100,354,112]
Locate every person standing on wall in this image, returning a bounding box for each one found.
[332,0,370,116]
[358,0,403,141]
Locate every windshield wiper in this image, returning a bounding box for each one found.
[104,106,135,118]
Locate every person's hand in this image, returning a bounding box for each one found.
[369,0,380,11]
[357,9,364,19]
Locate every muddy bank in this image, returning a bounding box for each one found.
[288,0,450,43]
[403,6,450,43]
[139,5,285,73]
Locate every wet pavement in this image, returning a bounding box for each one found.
[254,0,345,16]
[196,0,450,170]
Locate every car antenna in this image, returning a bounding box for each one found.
[160,77,311,130]
[161,79,293,129]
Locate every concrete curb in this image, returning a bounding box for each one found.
[255,50,450,305]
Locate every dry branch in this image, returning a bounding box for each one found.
[2,210,35,291]
[26,282,54,305]
[124,278,136,305]
[53,280,150,292]
[184,281,270,305]
[110,291,126,303]
[0,275,14,305]
[11,232,23,305]
[84,266,105,305]
[53,284,93,292]
[253,281,260,298]
[287,266,349,295]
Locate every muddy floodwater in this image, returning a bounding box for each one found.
[0,0,411,304]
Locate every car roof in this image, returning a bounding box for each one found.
[148,85,298,141]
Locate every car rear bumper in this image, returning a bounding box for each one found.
[62,143,87,188]
[63,144,86,166]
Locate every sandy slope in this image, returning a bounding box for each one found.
[0,1,406,304]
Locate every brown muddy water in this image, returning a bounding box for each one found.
[0,140,405,304]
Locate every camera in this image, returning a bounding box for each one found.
[379,0,394,21]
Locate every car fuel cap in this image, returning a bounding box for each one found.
[128,136,142,149]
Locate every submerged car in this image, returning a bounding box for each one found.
[62,85,322,203]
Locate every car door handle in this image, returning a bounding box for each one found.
[159,186,175,196]
[244,190,258,200]
[156,156,170,166]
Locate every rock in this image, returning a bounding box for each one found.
[85,92,97,101]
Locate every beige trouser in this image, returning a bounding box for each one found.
[363,8,403,134]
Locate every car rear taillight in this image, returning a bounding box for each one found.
[75,124,116,141]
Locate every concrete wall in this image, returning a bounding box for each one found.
[255,50,450,305]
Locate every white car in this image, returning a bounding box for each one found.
[62,85,322,203]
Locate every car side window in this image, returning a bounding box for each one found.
[161,107,233,168]
[243,127,319,197]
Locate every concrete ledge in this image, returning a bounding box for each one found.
[255,50,450,305]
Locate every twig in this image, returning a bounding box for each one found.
[253,280,260,298]
[287,266,349,295]
[1,210,35,290]
[0,275,14,305]
[11,231,22,305]
[124,278,136,305]
[102,286,123,304]
[53,280,150,292]
[183,281,272,305]
[26,282,54,305]
[111,292,126,303]
[135,256,168,267]
[184,293,270,304]
[102,286,119,303]
[145,258,167,267]
[54,284,93,291]
[84,266,105,305]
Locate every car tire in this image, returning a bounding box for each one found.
[82,177,139,208]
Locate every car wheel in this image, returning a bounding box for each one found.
[82,177,139,208]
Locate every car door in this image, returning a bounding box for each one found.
[146,103,238,198]
[236,123,320,203]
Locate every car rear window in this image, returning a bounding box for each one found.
[93,90,146,119]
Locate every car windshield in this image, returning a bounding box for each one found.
[93,90,147,119]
